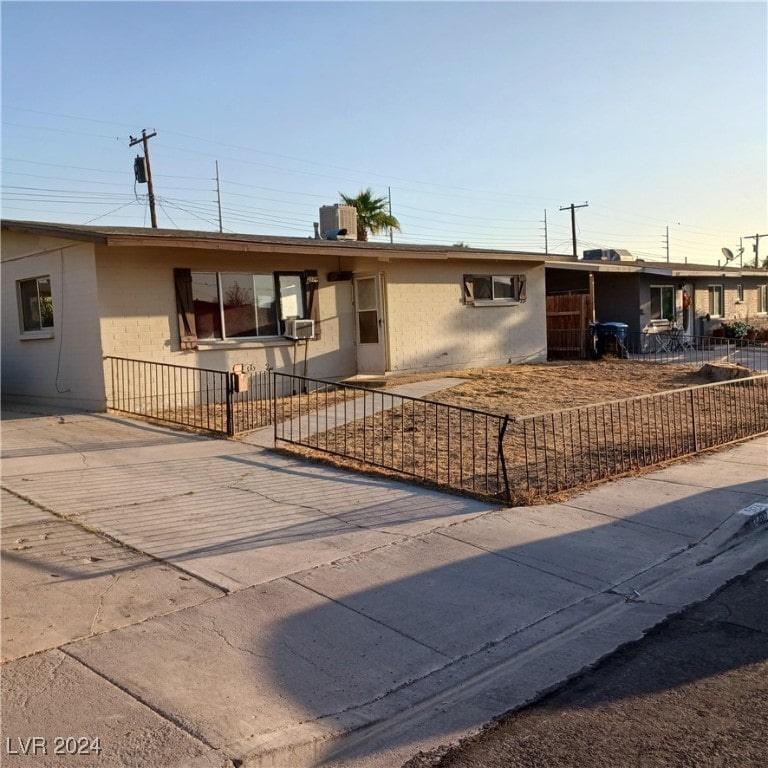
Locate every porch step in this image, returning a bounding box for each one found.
[339,374,390,389]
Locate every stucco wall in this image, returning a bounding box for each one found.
[362,260,547,373]
[597,274,642,331]
[95,246,356,383]
[1,233,105,409]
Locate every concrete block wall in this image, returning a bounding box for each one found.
[1,234,105,408]
[693,278,768,334]
[96,247,356,382]
[377,261,547,373]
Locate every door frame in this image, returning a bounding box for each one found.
[353,272,388,374]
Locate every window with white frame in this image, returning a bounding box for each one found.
[190,271,306,340]
[650,285,675,322]
[18,276,53,333]
[463,274,527,304]
[758,284,768,314]
[708,284,724,317]
[736,284,744,302]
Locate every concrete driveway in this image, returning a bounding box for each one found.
[2,404,766,767]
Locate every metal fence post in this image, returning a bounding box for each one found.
[498,415,512,504]
[225,372,234,437]
[690,387,699,453]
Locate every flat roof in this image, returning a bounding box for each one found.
[1,219,558,263]
[546,258,766,278]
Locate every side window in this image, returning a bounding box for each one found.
[18,276,53,332]
[463,274,527,304]
[650,285,675,322]
[707,285,724,317]
[758,285,768,313]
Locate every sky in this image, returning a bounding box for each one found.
[1,1,766,265]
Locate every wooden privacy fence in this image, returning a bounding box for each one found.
[546,293,592,359]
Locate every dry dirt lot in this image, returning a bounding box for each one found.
[386,359,712,417]
[279,360,761,504]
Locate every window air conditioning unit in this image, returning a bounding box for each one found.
[284,318,315,339]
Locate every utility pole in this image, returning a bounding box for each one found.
[744,233,768,267]
[559,202,588,258]
[388,186,394,244]
[215,161,223,233]
[664,225,670,262]
[129,129,158,228]
[543,209,548,252]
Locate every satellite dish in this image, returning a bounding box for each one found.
[721,247,735,262]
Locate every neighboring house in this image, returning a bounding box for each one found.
[546,250,768,340]
[2,219,556,410]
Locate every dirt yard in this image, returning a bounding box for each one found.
[386,359,711,417]
[275,359,768,505]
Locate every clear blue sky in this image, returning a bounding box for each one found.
[2,1,766,264]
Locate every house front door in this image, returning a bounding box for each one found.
[354,273,387,374]
[682,282,694,336]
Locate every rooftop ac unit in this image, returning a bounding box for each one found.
[284,318,315,340]
[319,204,357,240]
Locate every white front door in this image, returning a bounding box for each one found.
[354,274,387,374]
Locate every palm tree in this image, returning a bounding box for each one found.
[339,188,401,242]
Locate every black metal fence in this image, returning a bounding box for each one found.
[549,329,768,372]
[106,358,768,505]
[273,371,768,504]
[105,356,272,436]
[273,372,511,499]
[510,374,768,498]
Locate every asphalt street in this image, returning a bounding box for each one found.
[405,560,768,768]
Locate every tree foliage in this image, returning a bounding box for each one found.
[339,188,401,242]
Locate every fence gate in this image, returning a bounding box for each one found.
[546,293,592,359]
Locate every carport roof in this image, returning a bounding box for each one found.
[546,258,766,278]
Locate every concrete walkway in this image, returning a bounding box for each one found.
[1,396,766,768]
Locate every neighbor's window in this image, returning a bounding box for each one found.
[736,284,744,302]
[650,285,675,322]
[463,274,527,304]
[18,276,54,332]
[191,271,305,340]
[708,284,724,317]
[758,284,768,313]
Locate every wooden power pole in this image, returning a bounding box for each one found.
[744,233,768,268]
[560,202,588,258]
[129,129,158,228]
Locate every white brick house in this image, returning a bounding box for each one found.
[2,220,556,410]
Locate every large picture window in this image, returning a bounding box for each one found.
[18,276,53,332]
[184,270,307,342]
[650,285,675,322]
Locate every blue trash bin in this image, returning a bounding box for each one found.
[590,322,629,358]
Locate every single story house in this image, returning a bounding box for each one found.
[2,219,562,410]
[545,250,768,343]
